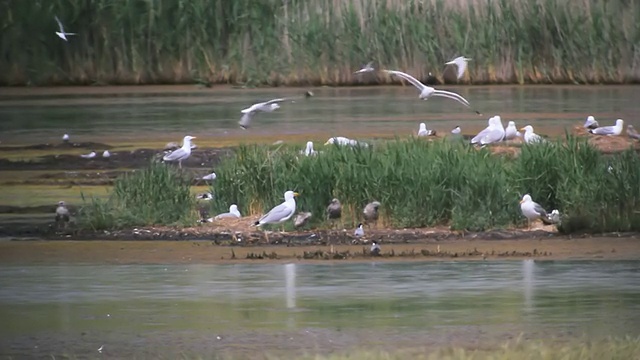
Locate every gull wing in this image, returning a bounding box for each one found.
[239,112,253,129]
[263,98,288,106]
[384,70,426,93]
[54,15,65,32]
[532,202,548,218]
[259,202,294,224]
[163,148,188,161]
[591,126,615,135]
[432,89,471,108]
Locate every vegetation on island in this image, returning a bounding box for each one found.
[78,136,640,234]
[2,0,639,86]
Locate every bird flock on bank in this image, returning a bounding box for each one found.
[50,23,637,236]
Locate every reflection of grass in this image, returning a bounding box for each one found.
[296,338,640,360]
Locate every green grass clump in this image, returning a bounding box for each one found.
[209,136,640,233]
[1,0,638,86]
[78,162,196,230]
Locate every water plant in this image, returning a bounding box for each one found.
[208,136,640,233]
[2,0,638,86]
[78,161,196,230]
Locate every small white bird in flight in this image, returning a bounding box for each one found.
[589,119,624,136]
[354,61,374,74]
[54,16,77,41]
[445,56,472,80]
[163,135,196,168]
[80,151,96,159]
[384,70,481,115]
[239,98,288,129]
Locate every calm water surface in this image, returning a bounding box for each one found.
[0,260,639,357]
[0,86,639,144]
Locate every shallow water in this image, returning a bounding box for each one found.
[1,86,639,144]
[0,260,639,357]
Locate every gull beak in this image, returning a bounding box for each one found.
[192,136,197,139]
[293,192,300,197]
[519,199,525,204]
[519,128,525,131]
[324,141,330,145]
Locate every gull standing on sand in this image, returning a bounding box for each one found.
[519,194,555,230]
[589,119,624,136]
[254,191,299,229]
[584,116,599,130]
[417,123,434,137]
[54,16,77,41]
[504,121,521,141]
[163,135,196,168]
[55,201,70,228]
[62,134,70,143]
[627,125,640,140]
[239,98,288,129]
[354,61,374,75]
[480,115,505,145]
[214,204,242,220]
[445,56,472,80]
[81,151,96,159]
[451,126,461,135]
[384,70,481,114]
[521,125,545,144]
[301,141,318,156]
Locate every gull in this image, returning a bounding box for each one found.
[324,136,368,148]
[354,61,374,74]
[214,204,241,220]
[520,125,545,144]
[589,119,624,136]
[80,151,96,159]
[480,115,505,145]
[384,70,481,114]
[519,194,556,229]
[102,150,111,158]
[504,121,521,141]
[417,123,434,137]
[62,134,70,143]
[445,56,472,80]
[55,201,70,229]
[163,135,196,168]
[97,345,104,353]
[451,126,461,135]
[627,125,640,140]
[294,212,312,229]
[584,116,599,129]
[363,201,381,228]
[370,241,381,256]
[326,198,342,228]
[254,190,299,230]
[471,116,498,144]
[54,16,77,41]
[202,172,217,181]
[300,141,318,156]
[239,98,288,129]
[354,223,364,238]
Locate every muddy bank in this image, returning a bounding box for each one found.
[0,146,234,171]
[0,236,637,264]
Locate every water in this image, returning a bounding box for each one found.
[1,260,639,357]
[1,86,638,144]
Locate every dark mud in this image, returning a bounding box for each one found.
[0,146,235,171]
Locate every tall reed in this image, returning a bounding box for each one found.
[208,137,640,233]
[2,0,638,86]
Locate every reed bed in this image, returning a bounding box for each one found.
[78,161,196,230]
[2,0,639,86]
[208,137,640,233]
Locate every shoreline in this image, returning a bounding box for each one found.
[1,232,638,264]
